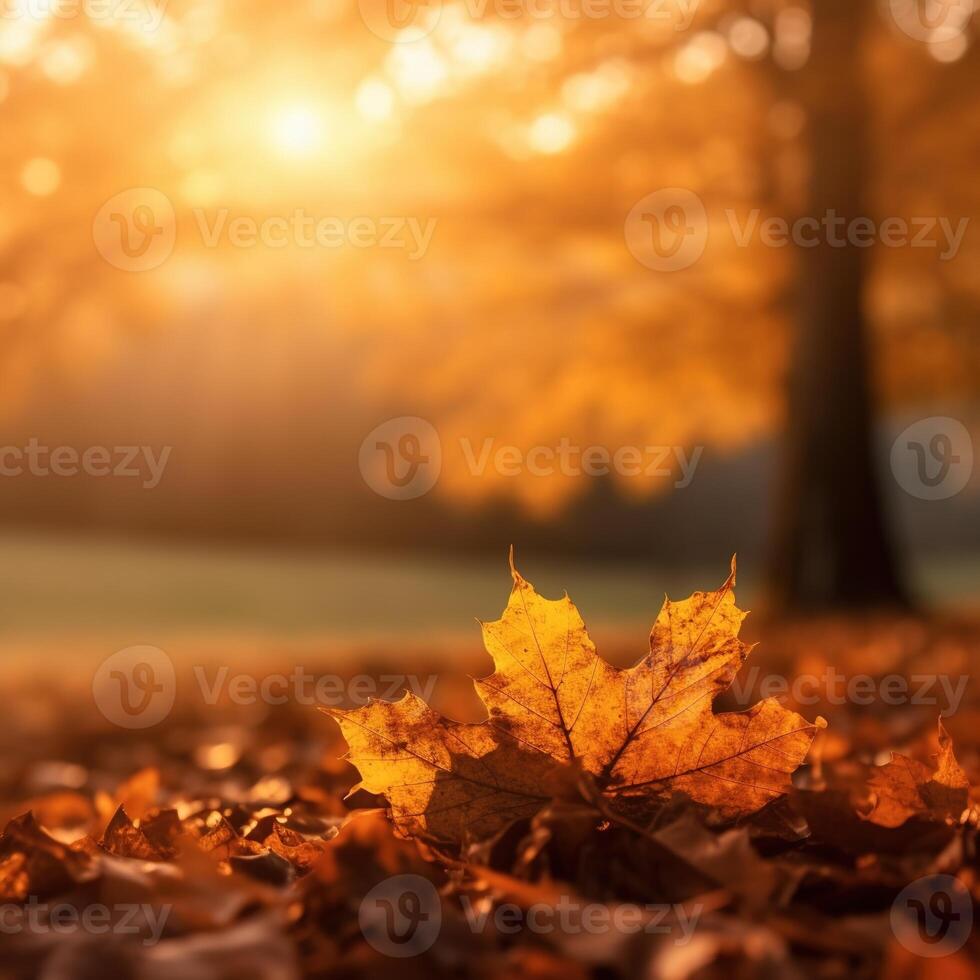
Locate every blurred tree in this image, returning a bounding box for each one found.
[767,0,908,610]
[0,1,976,612]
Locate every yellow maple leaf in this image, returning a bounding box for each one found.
[327,555,824,843]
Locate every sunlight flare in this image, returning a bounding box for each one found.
[268,103,325,157]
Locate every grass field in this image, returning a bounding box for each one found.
[0,530,976,651]
[0,531,732,642]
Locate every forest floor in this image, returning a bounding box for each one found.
[1,603,979,978]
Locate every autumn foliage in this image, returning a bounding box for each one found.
[329,555,823,841]
[1,562,978,978]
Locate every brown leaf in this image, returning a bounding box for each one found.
[864,719,970,828]
[140,807,184,855]
[264,822,333,873]
[0,812,92,900]
[652,814,792,907]
[100,805,169,861]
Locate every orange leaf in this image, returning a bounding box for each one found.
[864,720,970,828]
[327,556,824,843]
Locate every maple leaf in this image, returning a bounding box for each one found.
[327,555,823,843]
[863,720,970,828]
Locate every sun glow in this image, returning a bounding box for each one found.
[269,103,324,157]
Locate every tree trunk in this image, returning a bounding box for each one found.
[768,0,908,611]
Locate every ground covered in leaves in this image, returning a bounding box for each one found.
[1,589,979,978]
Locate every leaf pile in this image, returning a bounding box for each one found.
[0,560,979,978]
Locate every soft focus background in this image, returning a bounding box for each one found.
[0,1,977,648]
[1,6,980,976]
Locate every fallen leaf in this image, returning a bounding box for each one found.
[864,720,970,828]
[0,812,93,900]
[264,822,333,872]
[652,814,793,907]
[328,557,823,843]
[100,805,169,862]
